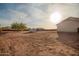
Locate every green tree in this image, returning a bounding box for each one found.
[11,22,27,31]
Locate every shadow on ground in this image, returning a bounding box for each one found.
[58,32,79,50]
[0,32,8,36]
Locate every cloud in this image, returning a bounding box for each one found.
[1,3,79,29]
[5,8,56,29]
[8,9,29,22]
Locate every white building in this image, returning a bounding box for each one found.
[57,17,79,32]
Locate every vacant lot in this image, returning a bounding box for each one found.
[0,31,79,56]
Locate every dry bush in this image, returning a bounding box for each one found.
[11,22,27,31]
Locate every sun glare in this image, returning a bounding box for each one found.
[50,12,62,24]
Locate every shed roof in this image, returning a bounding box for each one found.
[57,17,79,25]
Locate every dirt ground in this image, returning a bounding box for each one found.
[0,31,79,56]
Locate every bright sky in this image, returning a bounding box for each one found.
[0,3,79,29]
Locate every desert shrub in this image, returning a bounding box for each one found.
[11,22,27,31]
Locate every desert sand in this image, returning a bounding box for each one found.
[0,31,79,56]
